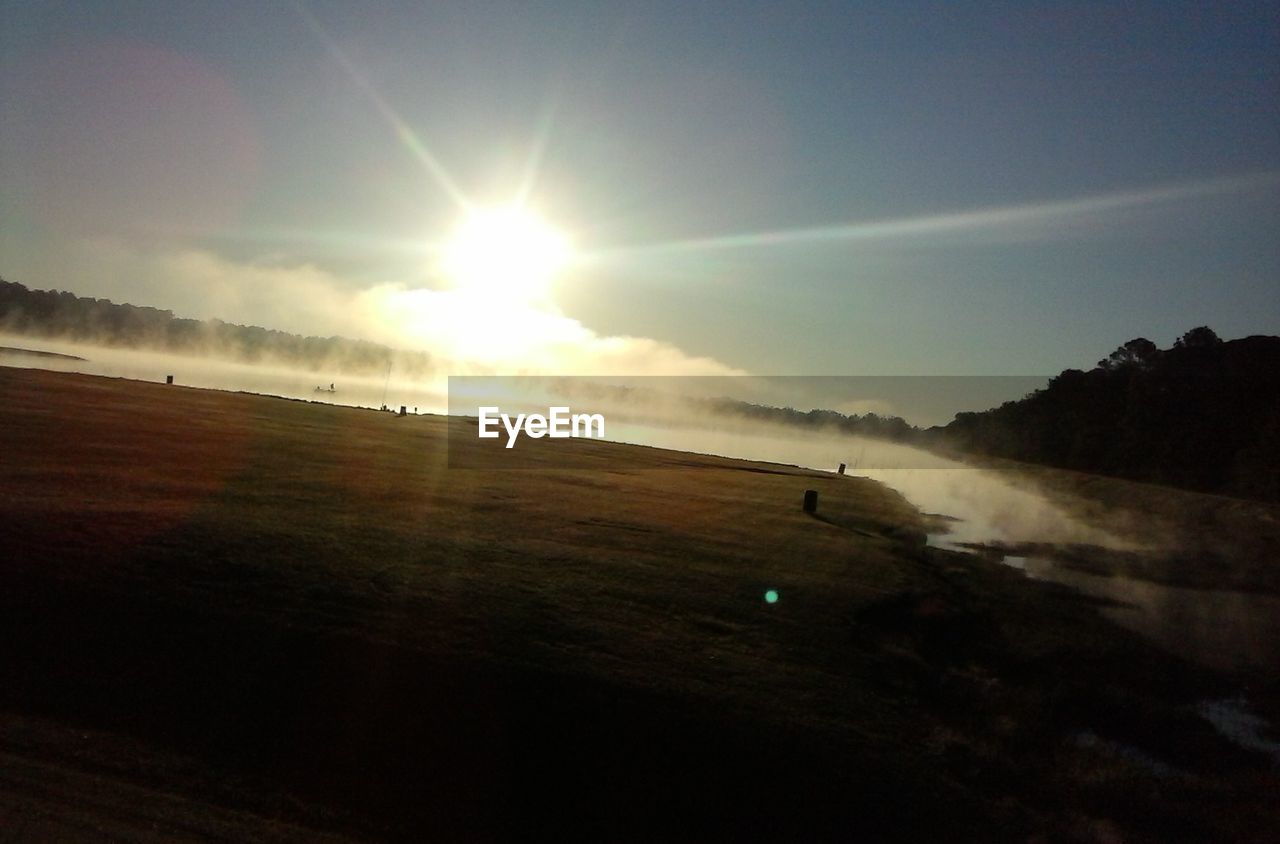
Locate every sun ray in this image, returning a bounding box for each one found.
[290,0,471,210]
[579,170,1280,264]
[514,93,563,208]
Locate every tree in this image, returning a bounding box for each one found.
[1097,337,1160,371]
[1174,326,1222,349]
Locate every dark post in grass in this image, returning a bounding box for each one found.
[837,463,846,475]
[399,405,407,416]
[803,489,818,513]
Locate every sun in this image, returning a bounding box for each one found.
[438,204,571,302]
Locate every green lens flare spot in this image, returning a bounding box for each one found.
[764,589,779,604]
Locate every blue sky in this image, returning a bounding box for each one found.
[2,0,1277,376]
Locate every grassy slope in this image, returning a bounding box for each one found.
[0,368,1276,842]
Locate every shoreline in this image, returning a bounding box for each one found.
[0,345,87,362]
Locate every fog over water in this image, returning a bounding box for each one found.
[1008,558,1280,675]
[0,335,452,415]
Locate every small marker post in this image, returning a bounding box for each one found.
[837,463,846,475]
[803,489,818,513]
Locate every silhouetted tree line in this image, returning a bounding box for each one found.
[702,397,918,442]
[937,328,1280,501]
[545,379,920,443]
[0,279,434,377]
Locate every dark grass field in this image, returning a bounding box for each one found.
[1,367,1277,841]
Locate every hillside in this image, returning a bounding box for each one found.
[938,329,1280,501]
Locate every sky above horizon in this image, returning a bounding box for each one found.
[2,0,1277,377]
